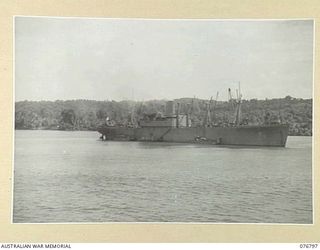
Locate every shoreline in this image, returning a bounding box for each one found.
[14,128,312,137]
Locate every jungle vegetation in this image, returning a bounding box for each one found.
[15,96,312,136]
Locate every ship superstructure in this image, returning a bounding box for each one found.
[98,87,289,147]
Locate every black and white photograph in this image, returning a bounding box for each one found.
[13,17,313,224]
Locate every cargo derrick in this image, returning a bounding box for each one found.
[98,87,289,147]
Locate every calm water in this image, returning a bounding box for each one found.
[13,130,312,223]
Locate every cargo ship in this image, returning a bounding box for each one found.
[98,88,289,147]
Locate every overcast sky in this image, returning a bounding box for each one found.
[15,17,314,101]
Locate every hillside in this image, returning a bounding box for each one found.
[15,96,312,136]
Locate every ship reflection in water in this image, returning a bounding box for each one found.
[13,130,312,223]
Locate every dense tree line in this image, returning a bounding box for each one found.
[15,96,312,136]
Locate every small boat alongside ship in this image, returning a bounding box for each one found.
[98,87,289,147]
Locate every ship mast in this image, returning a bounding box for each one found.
[210,91,219,125]
[234,82,242,126]
[228,82,242,126]
[228,88,235,109]
[203,97,213,127]
[130,103,136,127]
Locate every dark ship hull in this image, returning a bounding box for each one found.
[98,124,289,147]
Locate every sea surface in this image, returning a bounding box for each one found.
[13,130,313,223]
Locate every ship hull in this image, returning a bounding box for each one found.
[98,124,289,147]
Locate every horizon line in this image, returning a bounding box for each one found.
[15,95,313,103]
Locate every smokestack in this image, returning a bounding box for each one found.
[176,102,180,128]
[165,101,175,116]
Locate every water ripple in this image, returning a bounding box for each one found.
[13,131,312,223]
